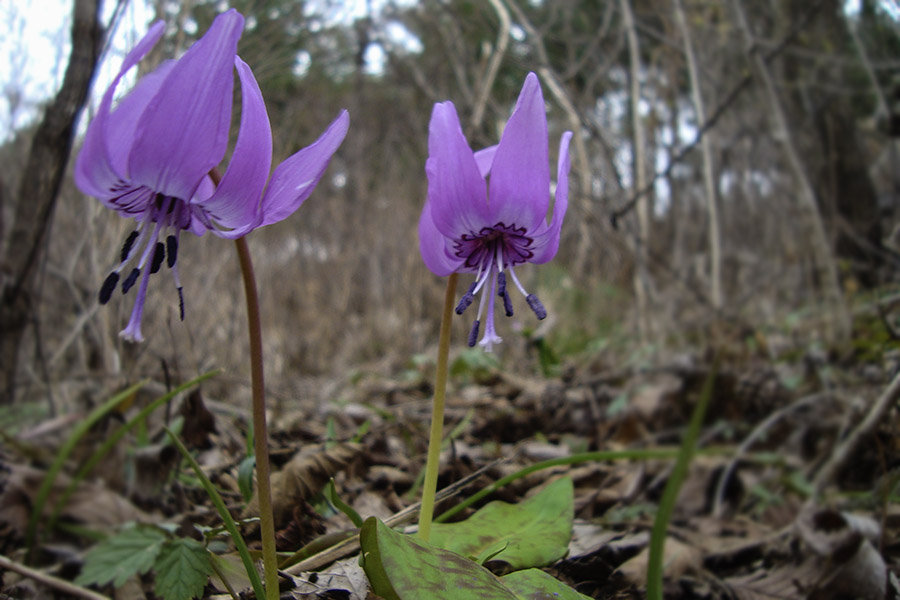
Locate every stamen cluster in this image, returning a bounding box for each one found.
[452,223,547,350]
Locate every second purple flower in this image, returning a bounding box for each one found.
[418,73,572,351]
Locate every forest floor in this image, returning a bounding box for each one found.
[1,306,899,599]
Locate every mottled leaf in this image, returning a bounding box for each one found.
[501,568,593,600]
[360,516,517,600]
[360,517,589,600]
[429,476,573,569]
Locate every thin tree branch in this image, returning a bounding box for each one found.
[609,0,829,226]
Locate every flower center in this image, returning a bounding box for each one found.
[454,222,534,271]
[452,222,546,351]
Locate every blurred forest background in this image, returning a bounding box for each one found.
[2,0,900,412]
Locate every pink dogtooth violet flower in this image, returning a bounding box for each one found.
[418,72,572,351]
[74,9,349,342]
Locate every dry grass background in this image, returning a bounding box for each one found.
[3,0,898,421]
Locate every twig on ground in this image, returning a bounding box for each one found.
[712,392,837,517]
[0,554,111,600]
[811,371,900,498]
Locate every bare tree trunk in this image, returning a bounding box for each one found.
[673,0,723,310]
[0,0,104,402]
[728,0,850,342]
[620,0,652,342]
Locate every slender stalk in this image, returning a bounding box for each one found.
[646,360,717,600]
[417,272,459,543]
[234,237,279,600]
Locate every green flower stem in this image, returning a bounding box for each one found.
[234,236,279,600]
[417,272,459,543]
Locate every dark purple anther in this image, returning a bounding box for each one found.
[526,294,546,320]
[468,319,481,347]
[166,235,178,268]
[150,242,165,274]
[455,281,477,315]
[177,286,185,321]
[99,272,119,304]
[120,230,139,262]
[122,268,140,294]
[502,291,514,317]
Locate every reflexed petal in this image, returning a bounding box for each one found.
[487,72,549,231]
[418,201,461,276]
[128,9,244,200]
[473,145,497,178]
[196,57,271,238]
[74,20,165,199]
[426,101,490,238]
[531,131,572,264]
[258,109,349,227]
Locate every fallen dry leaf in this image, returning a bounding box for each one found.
[616,535,703,586]
[243,442,362,528]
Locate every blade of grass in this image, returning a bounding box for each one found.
[325,478,363,528]
[26,380,147,559]
[164,426,265,600]
[50,370,219,528]
[646,360,718,600]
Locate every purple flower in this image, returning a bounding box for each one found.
[418,72,572,351]
[75,9,349,342]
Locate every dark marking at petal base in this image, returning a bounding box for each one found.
[99,272,119,304]
[122,268,140,294]
[150,242,165,274]
[177,286,185,321]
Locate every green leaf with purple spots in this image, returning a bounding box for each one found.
[429,476,573,569]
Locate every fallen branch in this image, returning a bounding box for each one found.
[0,554,110,600]
[811,371,900,497]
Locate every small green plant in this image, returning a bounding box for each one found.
[76,523,213,600]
